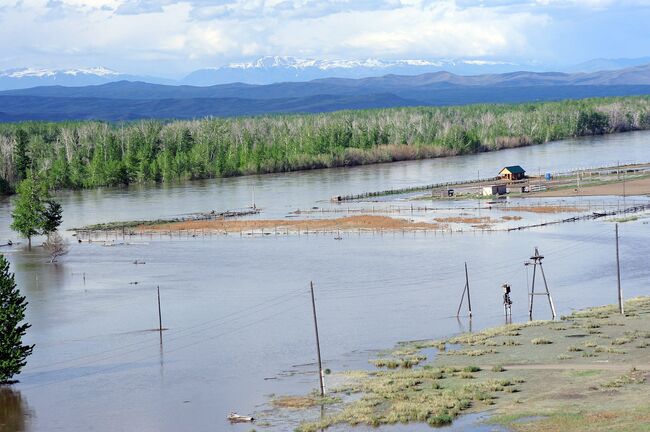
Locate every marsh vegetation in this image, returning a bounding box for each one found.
[272,297,650,432]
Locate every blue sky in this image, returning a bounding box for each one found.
[1,0,650,77]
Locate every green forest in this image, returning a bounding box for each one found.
[1,96,650,194]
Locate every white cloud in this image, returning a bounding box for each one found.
[0,0,647,75]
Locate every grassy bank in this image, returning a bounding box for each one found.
[268,297,650,432]
[1,96,650,194]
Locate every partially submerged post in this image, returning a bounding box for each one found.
[157,286,163,344]
[310,281,325,396]
[456,262,472,318]
[527,247,556,320]
[615,224,624,315]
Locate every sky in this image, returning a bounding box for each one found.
[1,0,650,77]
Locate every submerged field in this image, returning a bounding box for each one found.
[267,297,650,432]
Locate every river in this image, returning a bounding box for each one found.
[0,131,649,431]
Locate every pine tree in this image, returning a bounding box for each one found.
[10,177,45,249]
[41,200,63,237]
[0,254,34,383]
[13,129,31,181]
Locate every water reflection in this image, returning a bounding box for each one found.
[0,386,32,432]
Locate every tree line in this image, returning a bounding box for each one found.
[1,96,650,194]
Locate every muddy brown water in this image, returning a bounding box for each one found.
[0,131,649,431]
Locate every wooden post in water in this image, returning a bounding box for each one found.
[157,286,163,344]
[310,281,325,396]
[456,262,472,317]
[616,224,624,315]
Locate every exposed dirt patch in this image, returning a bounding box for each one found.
[434,216,499,224]
[140,215,446,233]
[501,215,523,221]
[534,176,650,197]
[502,205,586,214]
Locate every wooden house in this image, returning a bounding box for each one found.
[499,165,526,181]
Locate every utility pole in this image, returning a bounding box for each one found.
[157,286,163,344]
[310,281,325,396]
[616,224,624,315]
[527,247,556,320]
[456,262,472,317]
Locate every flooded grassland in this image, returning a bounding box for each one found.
[0,131,649,432]
[274,297,650,432]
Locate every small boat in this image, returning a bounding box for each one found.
[227,412,254,423]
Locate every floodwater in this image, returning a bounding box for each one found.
[0,131,649,432]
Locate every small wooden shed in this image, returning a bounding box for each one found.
[499,166,526,181]
[482,185,507,196]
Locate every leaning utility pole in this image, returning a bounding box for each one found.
[310,281,325,396]
[615,224,624,315]
[527,247,556,320]
[157,286,163,345]
[456,262,472,318]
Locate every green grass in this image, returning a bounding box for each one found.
[272,297,650,432]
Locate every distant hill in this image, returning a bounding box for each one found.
[568,57,650,73]
[0,67,174,91]
[2,64,650,121]
[180,56,525,86]
[3,57,650,90]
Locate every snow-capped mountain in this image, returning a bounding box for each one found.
[181,56,523,86]
[1,66,119,78]
[0,67,174,90]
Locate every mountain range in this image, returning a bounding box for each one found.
[2,63,650,122]
[4,56,650,90]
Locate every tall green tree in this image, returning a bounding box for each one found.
[10,177,45,249]
[41,200,63,237]
[0,254,34,383]
[13,129,30,181]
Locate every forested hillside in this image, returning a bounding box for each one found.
[1,96,649,194]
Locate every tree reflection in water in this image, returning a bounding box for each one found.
[0,386,32,432]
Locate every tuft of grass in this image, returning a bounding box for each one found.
[594,346,626,354]
[463,366,481,373]
[601,369,646,388]
[611,337,633,345]
[491,365,506,372]
[272,394,341,409]
[531,338,553,345]
[427,413,453,426]
[446,348,498,357]
[370,354,426,369]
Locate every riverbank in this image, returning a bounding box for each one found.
[331,162,650,203]
[2,96,650,194]
[267,297,650,432]
[534,175,650,197]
